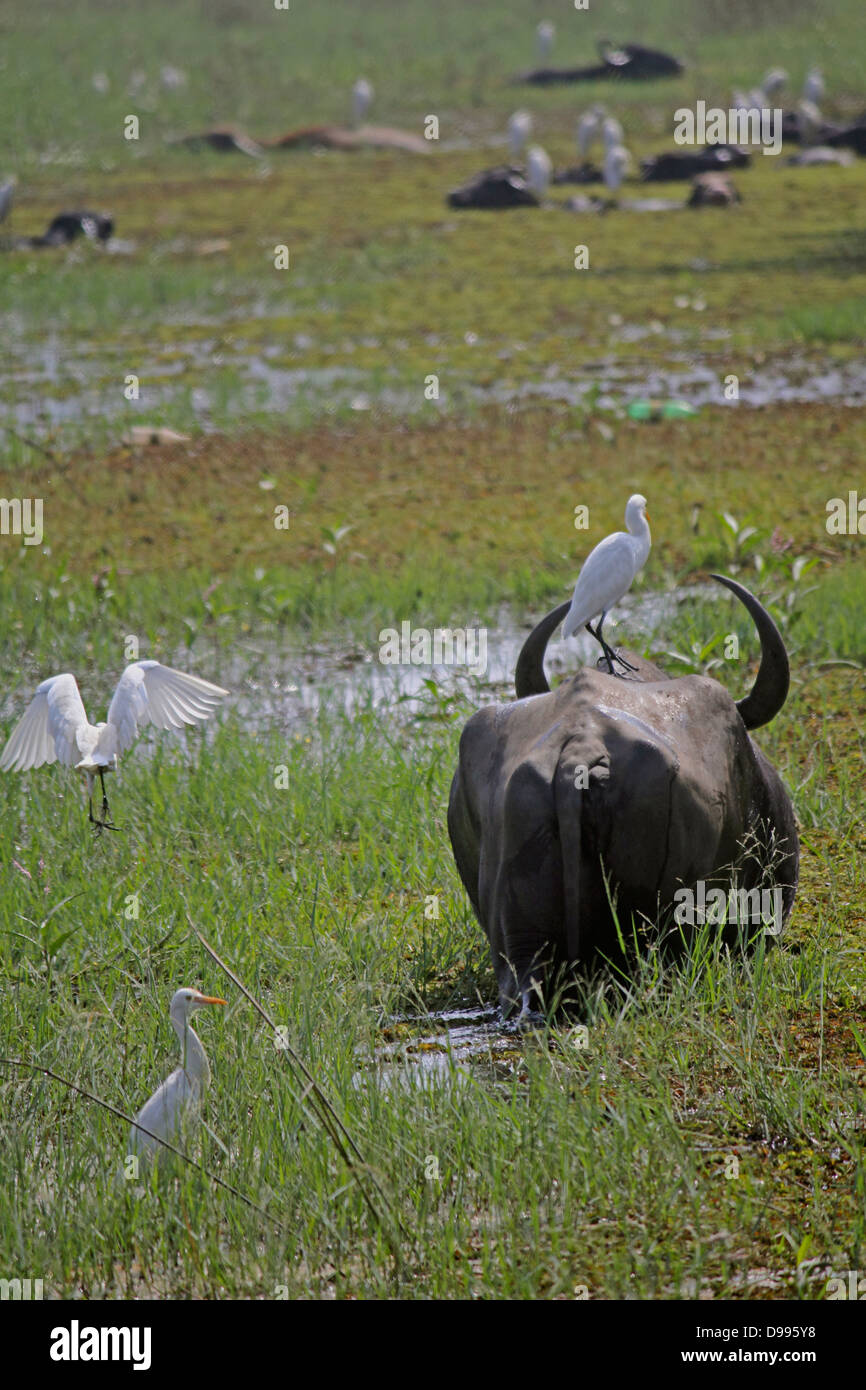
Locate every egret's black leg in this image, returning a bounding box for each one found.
[586,614,618,675]
[596,613,637,674]
[97,769,121,832]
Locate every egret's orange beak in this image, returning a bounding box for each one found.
[645,508,650,520]
[197,994,227,1006]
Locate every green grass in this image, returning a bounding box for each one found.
[0,469,864,1296]
[1,619,864,1297]
[2,1,866,442]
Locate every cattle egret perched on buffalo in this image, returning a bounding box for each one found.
[352,78,374,126]
[450,575,797,1020]
[562,494,651,672]
[125,987,227,1168]
[507,110,533,159]
[526,145,553,199]
[0,662,229,830]
[536,21,555,63]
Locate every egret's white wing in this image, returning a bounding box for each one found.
[562,532,638,638]
[129,1066,197,1156]
[0,674,88,771]
[107,661,228,755]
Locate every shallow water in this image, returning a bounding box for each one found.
[356,1005,517,1090]
[5,322,866,436]
[206,582,716,731]
[0,585,723,754]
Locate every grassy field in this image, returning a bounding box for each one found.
[1,0,865,1301]
[3,0,866,446]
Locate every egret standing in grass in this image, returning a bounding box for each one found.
[562,494,651,673]
[796,97,824,145]
[0,662,229,830]
[760,67,788,102]
[536,20,555,63]
[576,104,605,158]
[0,176,16,224]
[507,110,533,159]
[603,142,630,194]
[526,145,553,199]
[602,115,624,150]
[352,78,373,126]
[124,987,227,1170]
[803,66,824,106]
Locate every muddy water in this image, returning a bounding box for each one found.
[356,1005,520,1089]
[205,583,714,730]
[6,327,866,435]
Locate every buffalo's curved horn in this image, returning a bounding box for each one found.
[711,574,789,730]
[515,600,571,698]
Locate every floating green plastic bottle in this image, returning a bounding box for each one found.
[627,398,698,421]
[661,399,698,419]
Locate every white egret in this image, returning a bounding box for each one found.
[526,145,553,199]
[160,65,188,92]
[562,494,651,673]
[576,104,605,157]
[125,987,227,1167]
[0,176,16,224]
[602,115,624,150]
[739,68,786,113]
[536,20,555,63]
[796,98,823,146]
[603,142,630,193]
[0,662,229,830]
[760,67,788,101]
[803,66,824,105]
[352,78,373,126]
[507,109,533,159]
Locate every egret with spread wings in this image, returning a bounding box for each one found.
[0,662,229,830]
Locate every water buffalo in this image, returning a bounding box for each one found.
[447,576,798,1020]
[10,211,115,249]
[641,146,750,181]
[687,173,741,207]
[447,167,540,210]
[519,40,683,86]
